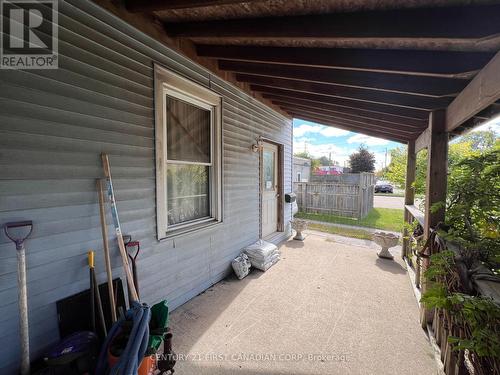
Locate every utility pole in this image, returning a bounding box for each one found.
[384,148,388,169]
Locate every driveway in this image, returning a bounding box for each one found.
[374,195,405,209]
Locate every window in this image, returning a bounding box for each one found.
[154,65,222,239]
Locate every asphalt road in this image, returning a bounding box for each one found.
[374,195,405,209]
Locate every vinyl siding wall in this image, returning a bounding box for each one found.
[0,0,292,372]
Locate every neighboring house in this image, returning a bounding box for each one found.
[0,1,292,371]
[292,157,311,182]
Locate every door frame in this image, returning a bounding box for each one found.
[259,137,285,238]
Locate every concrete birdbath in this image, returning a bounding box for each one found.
[291,219,308,241]
[372,232,399,260]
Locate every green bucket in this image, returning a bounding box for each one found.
[148,300,169,353]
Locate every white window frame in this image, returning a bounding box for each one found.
[154,65,222,239]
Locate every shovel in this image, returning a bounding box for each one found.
[4,221,33,375]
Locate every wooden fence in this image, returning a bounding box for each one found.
[293,173,375,219]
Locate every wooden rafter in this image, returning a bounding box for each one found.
[258,89,429,120]
[219,61,469,97]
[267,96,427,127]
[197,45,494,77]
[446,51,500,132]
[166,5,500,40]
[273,101,426,129]
[240,75,453,110]
[285,108,421,135]
[126,0,265,12]
[289,113,411,143]
[236,72,458,101]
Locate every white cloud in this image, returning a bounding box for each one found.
[347,133,390,146]
[470,115,500,134]
[294,140,395,170]
[294,136,313,144]
[293,141,350,165]
[293,124,319,137]
[294,123,349,138]
[319,127,350,137]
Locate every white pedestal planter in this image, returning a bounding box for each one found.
[291,219,308,241]
[372,232,399,260]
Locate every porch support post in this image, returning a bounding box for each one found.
[423,109,448,239]
[421,109,448,327]
[402,139,416,258]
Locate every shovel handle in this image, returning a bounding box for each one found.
[4,221,33,249]
[122,234,132,246]
[125,241,140,258]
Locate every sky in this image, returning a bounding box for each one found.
[293,115,500,171]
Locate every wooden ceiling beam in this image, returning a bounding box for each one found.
[283,107,421,135]
[287,112,412,143]
[126,0,264,13]
[257,88,429,120]
[219,60,469,97]
[166,5,500,39]
[243,76,452,110]
[264,94,427,127]
[446,51,500,132]
[273,100,426,130]
[197,45,494,77]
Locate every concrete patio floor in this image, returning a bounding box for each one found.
[169,231,437,375]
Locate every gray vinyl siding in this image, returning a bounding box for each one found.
[0,0,292,372]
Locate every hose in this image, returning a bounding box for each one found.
[95,302,151,375]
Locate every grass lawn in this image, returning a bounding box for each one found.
[307,223,373,240]
[296,207,404,232]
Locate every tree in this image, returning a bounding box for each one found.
[310,158,320,172]
[348,145,376,173]
[318,156,331,166]
[294,151,320,172]
[294,151,312,159]
[458,129,496,151]
[383,129,497,195]
[384,146,427,193]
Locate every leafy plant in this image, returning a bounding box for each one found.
[423,251,456,282]
[383,129,496,194]
[420,143,500,370]
[445,144,500,271]
[447,294,500,358]
[421,252,500,361]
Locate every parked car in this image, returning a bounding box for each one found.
[375,181,394,193]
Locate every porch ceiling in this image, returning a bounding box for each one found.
[121,0,500,143]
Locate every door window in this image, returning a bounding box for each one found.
[263,150,275,190]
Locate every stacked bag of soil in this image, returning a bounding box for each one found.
[244,240,280,272]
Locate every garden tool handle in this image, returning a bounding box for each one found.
[122,234,132,246]
[126,241,140,259]
[4,221,33,250]
[5,220,32,375]
[88,251,95,269]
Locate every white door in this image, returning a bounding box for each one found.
[261,142,279,237]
